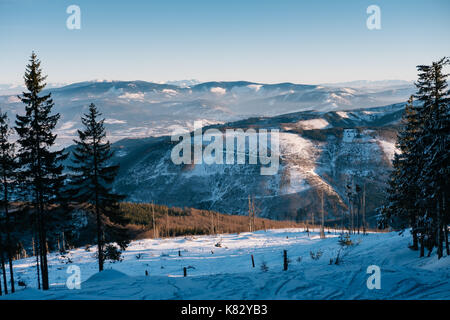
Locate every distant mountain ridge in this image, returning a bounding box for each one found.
[0,79,414,148]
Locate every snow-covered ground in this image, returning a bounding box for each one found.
[1,229,449,300]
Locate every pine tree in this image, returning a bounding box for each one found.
[15,52,67,290]
[380,57,449,259]
[0,112,18,293]
[69,103,129,272]
[380,96,422,249]
[415,57,450,258]
[320,189,325,239]
[399,96,423,250]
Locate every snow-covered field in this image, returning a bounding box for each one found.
[1,229,449,300]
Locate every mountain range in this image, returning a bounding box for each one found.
[0,80,413,147]
[0,80,409,224]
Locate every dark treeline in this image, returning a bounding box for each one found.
[379,57,449,259]
[0,52,129,294]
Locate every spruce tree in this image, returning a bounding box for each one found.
[380,96,422,249]
[0,112,18,293]
[415,57,449,258]
[15,52,67,290]
[380,57,449,259]
[0,246,7,294]
[69,103,129,272]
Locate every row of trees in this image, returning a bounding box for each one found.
[0,52,129,294]
[346,181,367,235]
[379,57,449,259]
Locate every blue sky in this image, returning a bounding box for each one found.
[0,0,449,84]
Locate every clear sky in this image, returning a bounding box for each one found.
[1,0,449,85]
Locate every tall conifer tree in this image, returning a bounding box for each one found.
[69,103,129,271]
[415,58,450,258]
[381,96,422,249]
[380,57,449,259]
[0,112,18,293]
[15,52,67,289]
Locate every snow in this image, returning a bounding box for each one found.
[326,93,351,106]
[336,111,349,119]
[210,87,226,95]
[247,84,263,92]
[162,88,178,95]
[3,228,447,300]
[297,118,330,130]
[118,92,145,101]
[378,140,400,160]
[278,133,318,194]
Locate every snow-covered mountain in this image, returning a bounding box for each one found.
[106,103,405,224]
[0,80,414,147]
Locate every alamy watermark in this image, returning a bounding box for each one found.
[66,265,81,290]
[170,121,280,175]
[65,5,380,31]
[66,5,81,30]
[366,5,381,30]
[366,265,381,290]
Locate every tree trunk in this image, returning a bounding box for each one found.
[445,225,449,256]
[427,234,434,257]
[412,230,418,251]
[166,211,169,237]
[356,201,360,234]
[444,194,449,255]
[350,205,354,234]
[320,190,325,239]
[4,193,15,293]
[32,235,41,290]
[0,249,7,294]
[96,201,104,272]
[38,197,49,290]
[7,255,14,293]
[39,218,49,290]
[410,212,418,250]
[437,232,443,259]
[362,184,366,235]
[409,212,418,250]
[419,235,424,257]
[436,200,443,259]
[152,202,157,239]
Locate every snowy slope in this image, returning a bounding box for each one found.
[2,229,449,300]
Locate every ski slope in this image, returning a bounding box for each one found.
[1,229,449,300]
